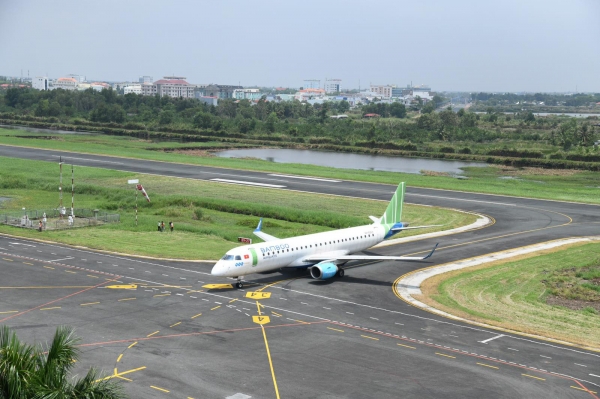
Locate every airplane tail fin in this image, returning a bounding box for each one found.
[380,182,405,224]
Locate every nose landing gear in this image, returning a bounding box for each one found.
[235,277,244,289]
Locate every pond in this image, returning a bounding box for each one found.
[216,148,487,175]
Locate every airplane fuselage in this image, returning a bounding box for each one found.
[211,223,390,277]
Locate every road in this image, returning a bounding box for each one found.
[0,144,599,398]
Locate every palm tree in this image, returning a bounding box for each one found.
[0,325,126,399]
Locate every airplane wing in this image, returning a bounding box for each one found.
[303,243,439,262]
[253,218,279,242]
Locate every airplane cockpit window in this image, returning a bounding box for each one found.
[221,255,234,260]
[235,255,242,260]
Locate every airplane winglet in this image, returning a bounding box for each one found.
[254,218,263,232]
[423,243,439,259]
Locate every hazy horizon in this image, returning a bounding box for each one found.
[1,0,598,92]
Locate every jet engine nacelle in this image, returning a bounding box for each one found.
[309,262,338,280]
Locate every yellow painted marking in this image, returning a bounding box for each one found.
[202,283,233,289]
[2,258,13,261]
[106,284,137,290]
[151,386,170,393]
[211,305,221,311]
[117,354,123,363]
[0,310,19,314]
[147,331,159,337]
[361,335,379,341]
[127,341,137,349]
[397,343,416,349]
[153,293,170,297]
[327,327,344,333]
[80,302,100,306]
[87,274,99,278]
[435,352,456,359]
[40,307,61,311]
[292,319,308,324]
[256,301,265,315]
[252,315,271,325]
[44,266,54,270]
[118,297,136,301]
[95,366,146,382]
[570,386,597,394]
[191,313,202,319]
[261,325,281,399]
[64,270,76,274]
[271,311,282,317]
[170,322,181,328]
[522,374,545,381]
[477,362,498,369]
[229,298,238,303]
[246,291,271,299]
[23,262,33,265]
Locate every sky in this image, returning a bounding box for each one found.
[1,0,599,92]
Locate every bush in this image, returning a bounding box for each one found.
[459,147,472,154]
[439,146,455,154]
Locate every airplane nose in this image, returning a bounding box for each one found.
[211,261,227,276]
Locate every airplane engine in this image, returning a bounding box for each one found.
[309,262,339,280]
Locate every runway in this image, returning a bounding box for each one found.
[1,144,599,398]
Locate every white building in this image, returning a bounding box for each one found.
[138,75,153,84]
[232,88,262,100]
[124,84,142,95]
[53,77,78,91]
[32,76,49,91]
[370,85,393,98]
[324,79,341,94]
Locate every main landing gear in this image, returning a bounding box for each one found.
[336,268,345,278]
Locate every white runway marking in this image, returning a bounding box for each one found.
[507,348,519,351]
[210,178,286,188]
[10,242,36,247]
[268,174,341,183]
[49,257,74,262]
[574,363,587,367]
[50,155,123,165]
[590,374,600,378]
[479,334,505,344]
[540,355,552,359]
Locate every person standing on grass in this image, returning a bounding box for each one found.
[161,221,165,232]
[158,221,161,232]
[169,221,174,232]
[38,220,43,232]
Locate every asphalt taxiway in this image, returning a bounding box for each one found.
[1,145,599,398]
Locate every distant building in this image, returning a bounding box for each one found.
[32,77,49,91]
[370,85,393,98]
[53,77,78,91]
[124,84,142,95]
[201,84,243,99]
[138,77,195,98]
[90,82,110,91]
[295,88,326,101]
[138,75,153,84]
[324,79,341,94]
[232,88,262,101]
[66,74,86,83]
[195,95,218,106]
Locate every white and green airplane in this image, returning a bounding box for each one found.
[211,182,439,288]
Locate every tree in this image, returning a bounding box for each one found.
[158,109,175,125]
[265,112,278,133]
[0,325,125,399]
[421,102,435,114]
[524,111,535,123]
[337,100,350,113]
[193,112,213,129]
[5,88,22,108]
[389,102,406,118]
[431,95,444,108]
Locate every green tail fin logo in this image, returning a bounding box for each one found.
[381,182,405,224]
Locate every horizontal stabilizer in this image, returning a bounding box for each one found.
[253,218,279,242]
[391,224,442,231]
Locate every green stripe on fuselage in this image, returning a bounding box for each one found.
[249,248,258,266]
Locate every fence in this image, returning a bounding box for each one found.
[1,208,120,231]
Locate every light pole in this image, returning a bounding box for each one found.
[127,179,140,226]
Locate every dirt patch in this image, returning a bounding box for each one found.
[173,149,216,157]
[493,165,580,176]
[420,170,450,177]
[546,296,600,312]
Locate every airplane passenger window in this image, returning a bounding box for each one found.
[235,255,242,260]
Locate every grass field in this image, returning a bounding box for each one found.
[1,128,599,204]
[0,157,474,260]
[418,242,600,348]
